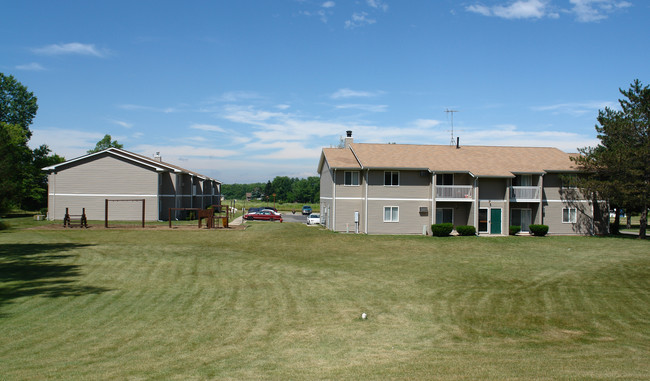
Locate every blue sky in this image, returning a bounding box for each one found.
[3,0,648,183]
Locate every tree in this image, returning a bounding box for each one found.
[0,73,38,137]
[572,80,649,239]
[0,73,64,213]
[88,134,123,154]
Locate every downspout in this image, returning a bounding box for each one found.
[364,169,368,234]
[474,177,479,234]
[332,169,336,231]
[506,177,511,234]
[158,172,162,221]
[539,173,544,225]
[431,171,436,226]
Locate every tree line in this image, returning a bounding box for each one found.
[222,176,320,204]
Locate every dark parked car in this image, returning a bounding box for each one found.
[302,205,312,215]
[244,210,283,222]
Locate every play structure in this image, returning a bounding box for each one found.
[104,199,145,228]
[63,207,88,228]
[168,205,229,229]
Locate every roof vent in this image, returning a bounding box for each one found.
[456,137,460,149]
[153,152,162,162]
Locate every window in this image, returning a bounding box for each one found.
[436,208,453,224]
[344,171,359,186]
[384,171,399,186]
[437,173,454,185]
[513,174,532,186]
[384,206,399,222]
[562,208,577,223]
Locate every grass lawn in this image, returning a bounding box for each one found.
[1,219,649,380]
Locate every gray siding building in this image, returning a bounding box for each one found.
[43,148,221,221]
[318,132,607,236]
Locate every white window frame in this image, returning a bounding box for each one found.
[384,171,399,186]
[562,207,577,223]
[383,206,399,223]
[344,171,360,186]
[436,208,454,224]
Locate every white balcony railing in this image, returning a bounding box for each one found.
[436,185,473,200]
[511,186,540,201]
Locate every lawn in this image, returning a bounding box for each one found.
[1,219,649,380]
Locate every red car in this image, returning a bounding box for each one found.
[244,210,283,222]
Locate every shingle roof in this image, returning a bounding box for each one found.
[42,148,222,183]
[322,143,578,177]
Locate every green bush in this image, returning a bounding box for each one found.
[509,225,521,235]
[456,225,476,236]
[529,224,549,236]
[431,223,453,237]
[0,220,9,231]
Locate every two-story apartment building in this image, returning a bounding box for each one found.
[43,148,222,221]
[317,132,607,236]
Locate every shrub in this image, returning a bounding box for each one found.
[509,225,521,235]
[456,225,476,236]
[0,220,9,231]
[431,223,453,237]
[529,224,549,236]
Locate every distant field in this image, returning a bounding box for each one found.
[0,219,648,379]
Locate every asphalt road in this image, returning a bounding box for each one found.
[281,213,308,223]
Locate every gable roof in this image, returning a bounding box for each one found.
[321,143,578,177]
[42,147,221,183]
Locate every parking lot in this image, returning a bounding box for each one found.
[280,213,308,223]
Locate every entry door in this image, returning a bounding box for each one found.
[480,208,502,234]
[490,208,502,234]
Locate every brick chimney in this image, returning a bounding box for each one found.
[345,130,353,148]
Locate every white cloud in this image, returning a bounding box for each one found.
[118,104,179,113]
[133,144,238,158]
[466,0,557,19]
[15,62,46,71]
[331,88,383,99]
[457,124,598,152]
[29,128,106,159]
[532,100,616,116]
[110,119,133,128]
[190,123,226,133]
[335,104,388,112]
[570,0,631,22]
[345,12,376,28]
[322,1,335,8]
[367,0,389,11]
[413,119,442,128]
[466,0,629,21]
[32,42,108,57]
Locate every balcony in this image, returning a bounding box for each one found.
[511,186,541,202]
[436,185,473,201]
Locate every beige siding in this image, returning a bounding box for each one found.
[478,178,507,200]
[334,170,364,198]
[333,199,364,232]
[435,202,472,226]
[367,200,430,234]
[49,155,158,221]
[367,170,431,199]
[542,173,585,201]
[544,201,594,235]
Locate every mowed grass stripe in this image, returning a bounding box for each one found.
[1,223,649,379]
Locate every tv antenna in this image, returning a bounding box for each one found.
[445,109,459,146]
